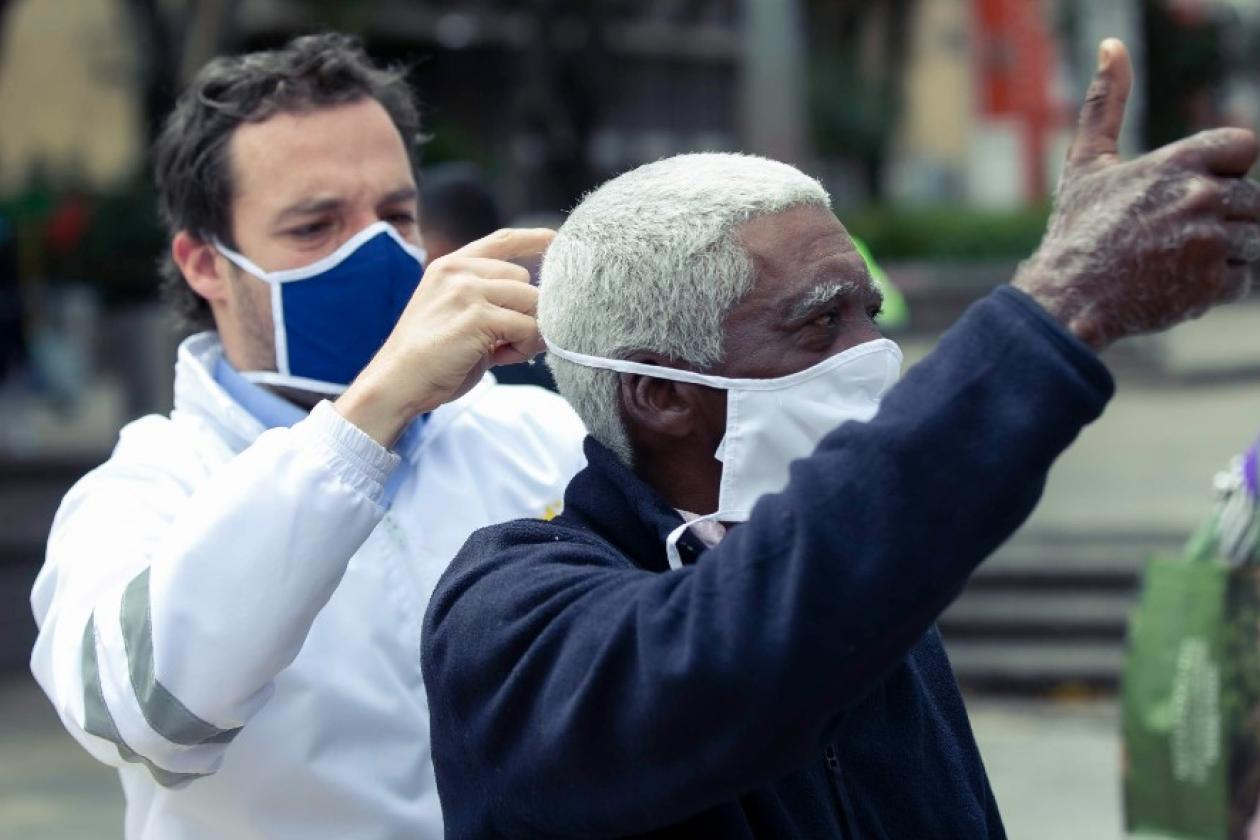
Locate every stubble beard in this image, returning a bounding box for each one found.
[227,266,324,410]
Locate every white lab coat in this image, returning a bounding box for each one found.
[29,332,586,839]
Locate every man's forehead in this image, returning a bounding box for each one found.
[738,204,849,256]
[228,99,413,210]
[739,206,862,281]
[738,211,872,299]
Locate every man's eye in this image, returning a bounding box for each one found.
[288,220,331,238]
[810,310,840,330]
[868,301,885,321]
[387,212,417,226]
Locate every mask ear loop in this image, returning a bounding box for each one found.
[213,239,271,279]
[269,276,289,376]
[664,509,750,570]
[213,239,291,377]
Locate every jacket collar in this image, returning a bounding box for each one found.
[212,354,306,429]
[172,331,491,459]
[560,437,709,573]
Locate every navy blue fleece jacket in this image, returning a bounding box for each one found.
[422,287,1115,838]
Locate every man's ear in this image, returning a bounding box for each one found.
[172,231,229,306]
[619,375,692,439]
[617,353,718,443]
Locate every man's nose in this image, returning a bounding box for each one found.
[346,209,381,235]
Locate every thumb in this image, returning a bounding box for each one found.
[1066,38,1133,169]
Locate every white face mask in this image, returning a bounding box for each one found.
[546,337,904,569]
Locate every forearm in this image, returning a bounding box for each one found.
[334,366,426,448]
[32,402,395,781]
[706,287,1113,698]
[148,403,393,705]
[1012,253,1111,350]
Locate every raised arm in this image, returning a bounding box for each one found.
[425,288,1110,835]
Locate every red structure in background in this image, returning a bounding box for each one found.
[971,0,1064,201]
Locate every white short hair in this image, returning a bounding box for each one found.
[538,152,831,464]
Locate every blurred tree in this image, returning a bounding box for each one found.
[806,0,916,200]
[1141,0,1227,149]
[505,0,604,215]
[0,0,14,64]
[742,0,811,165]
[122,0,244,146]
[299,0,374,33]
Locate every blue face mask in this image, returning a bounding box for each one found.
[215,222,427,395]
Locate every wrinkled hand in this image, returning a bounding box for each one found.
[335,228,554,446]
[1013,39,1260,350]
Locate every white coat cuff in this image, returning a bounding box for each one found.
[295,401,400,503]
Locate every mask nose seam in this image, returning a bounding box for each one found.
[225,221,421,284]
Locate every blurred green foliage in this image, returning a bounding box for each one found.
[0,175,1057,314]
[0,172,165,305]
[1142,0,1227,151]
[841,204,1051,262]
[809,51,895,177]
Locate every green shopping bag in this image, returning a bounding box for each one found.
[1123,450,1260,839]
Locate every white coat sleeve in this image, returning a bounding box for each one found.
[29,401,397,786]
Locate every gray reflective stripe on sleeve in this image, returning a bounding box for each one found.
[81,615,209,788]
[120,568,242,746]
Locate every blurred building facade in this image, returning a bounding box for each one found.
[2,0,1246,215]
[0,0,1152,212]
[328,0,746,217]
[0,0,140,193]
[0,0,1256,457]
[888,0,1146,208]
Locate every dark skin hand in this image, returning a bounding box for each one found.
[622,204,885,514]
[1014,38,1260,349]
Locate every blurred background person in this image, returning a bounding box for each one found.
[419,161,503,262]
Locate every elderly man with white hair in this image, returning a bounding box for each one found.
[422,43,1260,838]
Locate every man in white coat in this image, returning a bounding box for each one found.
[28,33,585,839]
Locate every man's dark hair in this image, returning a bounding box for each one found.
[419,162,502,248]
[153,32,421,329]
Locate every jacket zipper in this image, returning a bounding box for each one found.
[823,744,855,837]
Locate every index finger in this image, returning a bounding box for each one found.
[1158,127,1259,177]
[453,228,556,262]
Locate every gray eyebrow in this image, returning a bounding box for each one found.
[786,278,877,321]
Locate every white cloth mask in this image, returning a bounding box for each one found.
[546,337,904,569]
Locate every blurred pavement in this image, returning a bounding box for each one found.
[0,676,124,839]
[0,672,1117,839]
[972,698,1121,839]
[899,300,1260,536]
